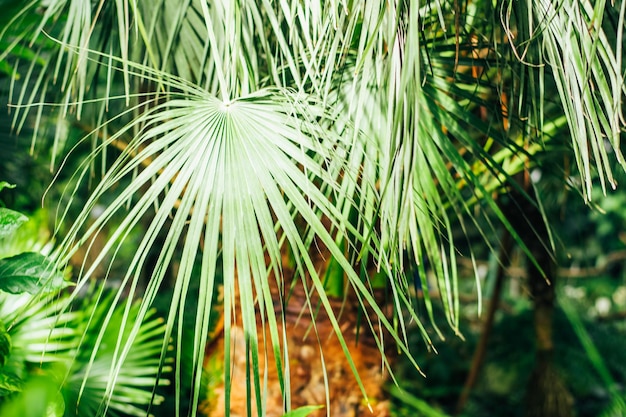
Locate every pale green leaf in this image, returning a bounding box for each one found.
[0,183,15,193]
[0,209,28,238]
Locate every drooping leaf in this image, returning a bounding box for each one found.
[0,208,28,238]
[0,182,15,193]
[0,252,68,294]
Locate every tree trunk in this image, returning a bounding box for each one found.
[202,250,392,416]
[525,350,573,417]
[512,188,573,417]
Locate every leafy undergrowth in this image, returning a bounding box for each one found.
[390,278,626,417]
[0,182,171,417]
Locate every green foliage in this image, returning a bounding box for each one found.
[0,288,171,417]
[1,0,625,416]
[0,183,67,414]
[0,184,13,194]
[0,184,68,295]
[0,374,65,417]
[0,322,10,368]
[62,293,171,417]
[0,252,69,294]
[0,183,170,417]
[561,292,626,417]
[390,385,452,417]
[0,208,28,238]
[0,187,67,296]
[0,374,21,399]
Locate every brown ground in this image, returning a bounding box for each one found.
[201,280,393,417]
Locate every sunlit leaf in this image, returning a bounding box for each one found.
[0,208,28,238]
[0,182,15,193]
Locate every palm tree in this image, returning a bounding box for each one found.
[1,0,624,416]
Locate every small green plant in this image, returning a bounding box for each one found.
[0,181,170,417]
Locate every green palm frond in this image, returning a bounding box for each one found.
[53,80,418,413]
[1,0,625,416]
[0,292,79,366]
[64,292,170,417]
[504,0,626,198]
[0,287,170,417]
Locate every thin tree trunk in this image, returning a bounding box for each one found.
[512,187,573,417]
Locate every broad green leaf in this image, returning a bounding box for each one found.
[0,374,63,416]
[0,253,68,294]
[0,208,28,238]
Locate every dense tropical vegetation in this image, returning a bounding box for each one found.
[0,182,169,416]
[0,0,625,416]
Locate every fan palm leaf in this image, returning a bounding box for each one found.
[53,76,422,413]
[64,292,170,417]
